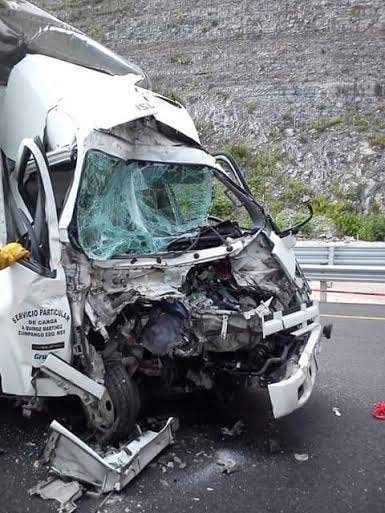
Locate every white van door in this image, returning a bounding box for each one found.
[0,138,72,397]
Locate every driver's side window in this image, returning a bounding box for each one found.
[16,155,50,270]
[2,143,55,276]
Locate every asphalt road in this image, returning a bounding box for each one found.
[1,303,385,513]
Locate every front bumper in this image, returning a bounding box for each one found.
[268,323,322,419]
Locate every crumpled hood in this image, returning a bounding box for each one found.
[88,231,294,303]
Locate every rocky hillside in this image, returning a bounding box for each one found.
[36,0,385,238]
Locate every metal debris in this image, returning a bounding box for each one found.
[217,458,238,474]
[156,453,187,471]
[41,417,178,494]
[106,494,123,505]
[29,478,83,513]
[220,420,245,437]
[93,491,114,513]
[294,453,309,462]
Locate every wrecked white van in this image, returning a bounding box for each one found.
[0,1,327,442]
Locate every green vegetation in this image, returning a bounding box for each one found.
[371,116,385,131]
[68,9,81,22]
[194,119,205,132]
[309,117,345,133]
[312,195,385,240]
[96,5,130,16]
[354,116,370,131]
[171,55,191,65]
[348,5,364,17]
[212,144,307,225]
[269,127,284,142]
[90,23,103,39]
[224,143,253,163]
[211,183,238,221]
[156,89,184,104]
[347,114,385,134]
[175,10,187,21]
[358,215,385,241]
[211,142,385,241]
[369,134,385,149]
[282,110,295,125]
[246,100,257,114]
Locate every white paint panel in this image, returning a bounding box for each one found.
[269,230,297,278]
[0,159,6,246]
[268,324,321,418]
[0,263,71,396]
[0,139,71,397]
[1,55,200,160]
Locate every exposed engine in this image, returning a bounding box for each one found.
[78,233,308,399]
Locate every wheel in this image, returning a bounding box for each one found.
[96,363,140,444]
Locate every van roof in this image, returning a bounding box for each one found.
[0,0,148,85]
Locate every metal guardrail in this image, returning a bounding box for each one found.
[295,246,385,267]
[299,264,385,283]
[294,245,385,300]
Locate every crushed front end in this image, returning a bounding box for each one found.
[62,121,324,440]
[80,233,322,421]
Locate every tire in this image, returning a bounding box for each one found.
[99,363,140,443]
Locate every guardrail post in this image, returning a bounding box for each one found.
[320,280,328,302]
[328,246,335,265]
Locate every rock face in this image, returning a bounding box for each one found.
[35,0,385,212]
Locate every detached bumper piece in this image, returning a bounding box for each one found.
[41,417,177,494]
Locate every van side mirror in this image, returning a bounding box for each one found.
[278,202,313,238]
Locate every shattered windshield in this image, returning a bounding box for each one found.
[76,151,214,259]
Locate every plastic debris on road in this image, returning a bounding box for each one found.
[332,407,342,417]
[156,452,187,472]
[217,458,238,474]
[294,453,309,462]
[373,402,385,420]
[29,478,82,513]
